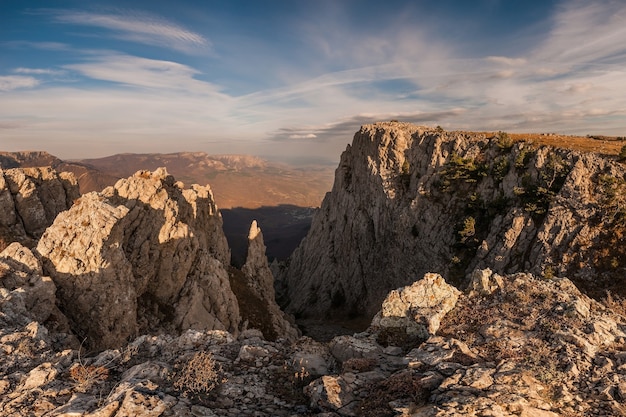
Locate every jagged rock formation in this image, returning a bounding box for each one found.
[3,268,626,416]
[283,122,626,319]
[236,220,299,340]
[36,168,241,350]
[32,168,297,351]
[0,167,79,252]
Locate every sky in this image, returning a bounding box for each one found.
[1,0,626,164]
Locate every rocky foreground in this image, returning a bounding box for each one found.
[3,255,626,416]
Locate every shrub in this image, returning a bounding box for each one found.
[497,131,513,149]
[458,216,476,242]
[172,351,225,397]
[619,144,626,161]
[69,364,109,392]
[357,371,430,417]
[342,357,378,373]
[492,156,510,182]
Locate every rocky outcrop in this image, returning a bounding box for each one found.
[370,273,461,342]
[283,122,626,319]
[36,168,241,350]
[238,220,299,341]
[3,269,626,416]
[0,167,79,251]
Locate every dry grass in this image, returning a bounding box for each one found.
[476,131,626,156]
[356,370,430,417]
[171,351,225,398]
[342,357,378,373]
[69,364,109,392]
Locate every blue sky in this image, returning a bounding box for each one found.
[1,0,626,163]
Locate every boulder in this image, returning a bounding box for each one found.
[0,243,57,327]
[370,273,461,337]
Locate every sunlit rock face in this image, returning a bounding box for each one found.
[283,122,626,320]
[37,168,240,350]
[0,167,79,252]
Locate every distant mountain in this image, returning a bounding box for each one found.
[0,151,118,194]
[78,152,334,209]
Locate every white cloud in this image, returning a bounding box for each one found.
[65,54,225,96]
[14,68,64,75]
[4,1,626,161]
[485,56,528,66]
[51,9,210,53]
[0,76,39,91]
[288,133,317,139]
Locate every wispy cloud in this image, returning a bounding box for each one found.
[3,1,626,162]
[65,54,225,96]
[14,68,65,76]
[0,76,39,91]
[50,9,210,53]
[2,41,70,51]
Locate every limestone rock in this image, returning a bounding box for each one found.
[468,268,504,296]
[370,272,461,337]
[238,220,299,341]
[2,270,626,416]
[36,168,240,350]
[0,243,56,327]
[0,167,79,251]
[282,122,626,319]
[305,375,356,414]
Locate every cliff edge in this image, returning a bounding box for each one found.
[283,122,626,319]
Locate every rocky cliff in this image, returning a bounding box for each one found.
[283,122,626,319]
[0,167,79,252]
[33,168,296,351]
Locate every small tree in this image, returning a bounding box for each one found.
[497,131,513,149]
[619,144,626,161]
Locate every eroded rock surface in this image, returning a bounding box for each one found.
[0,167,79,251]
[283,122,626,319]
[3,268,625,417]
[36,168,241,350]
[238,220,299,341]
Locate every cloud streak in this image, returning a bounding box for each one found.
[65,54,225,96]
[0,76,39,91]
[51,9,210,53]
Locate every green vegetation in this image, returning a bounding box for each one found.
[438,152,489,191]
[496,131,513,150]
[515,146,536,168]
[619,144,626,161]
[492,156,510,181]
[458,216,476,243]
[511,153,568,221]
